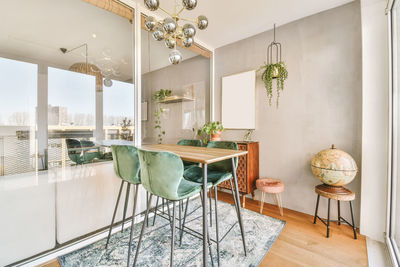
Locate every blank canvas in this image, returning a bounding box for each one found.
[222,70,256,129]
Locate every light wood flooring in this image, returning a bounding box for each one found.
[39,191,368,267]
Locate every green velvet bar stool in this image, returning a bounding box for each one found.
[183,141,247,266]
[134,149,214,267]
[106,145,141,267]
[177,139,203,169]
[65,138,84,165]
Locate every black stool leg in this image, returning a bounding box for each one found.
[214,186,220,267]
[106,180,124,249]
[313,194,320,224]
[127,184,139,267]
[133,193,153,267]
[179,198,190,246]
[350,201,357,239]
[122,183,131,231]
[153,196,159,226]
[179,200,182,231]
[327,198,331,238]
[170,201,176,267]
[231,158,247,256]
[337,200,341,226]
[146,191,149,227]
[199,191,215,267]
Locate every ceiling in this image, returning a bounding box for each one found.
[0,0,355,80]
[134,0,355,49]
[0,0,198,82]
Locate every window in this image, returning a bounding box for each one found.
[47,67,96,167]
[103,79,134,140]
[0,57,37,175]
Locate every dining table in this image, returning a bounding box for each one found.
[140,144,248,266]
[96,140,248,266]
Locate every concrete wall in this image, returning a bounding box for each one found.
[360,0,389,242]
[142,55,210,144]
[213,2,363,224]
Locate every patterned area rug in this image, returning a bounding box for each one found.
[59,198,285,267]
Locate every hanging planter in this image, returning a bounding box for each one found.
[258,24,288,107]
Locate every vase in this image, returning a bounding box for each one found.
[211,130,222,141]
[272,66,279,79]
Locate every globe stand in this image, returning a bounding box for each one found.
[318,184,353,195]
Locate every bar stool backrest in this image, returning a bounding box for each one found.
[111,145,141,184]
[138,149,184,200]
[177,139,203,147]
[206,141,238,172]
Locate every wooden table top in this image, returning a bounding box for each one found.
[140,144,248,164]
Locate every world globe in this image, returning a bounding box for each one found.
[311,145,358,187]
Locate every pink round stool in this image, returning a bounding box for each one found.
[256,178,285,216]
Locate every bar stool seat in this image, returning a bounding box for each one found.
[313,184,357,239]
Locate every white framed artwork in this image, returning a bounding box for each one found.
[222,70,256,129]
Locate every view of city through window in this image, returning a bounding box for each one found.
[0,57,37,175]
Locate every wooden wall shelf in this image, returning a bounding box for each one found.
[158,96,195,104]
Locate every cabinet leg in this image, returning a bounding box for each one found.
[242,194,246,208]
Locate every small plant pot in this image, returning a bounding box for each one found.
[211,130,222,141]
[272,66,279,79]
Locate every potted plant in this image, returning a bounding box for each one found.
[197,121,224,144]
[152,90,171,144]
[153,89,172,102]
[258,61,288,107]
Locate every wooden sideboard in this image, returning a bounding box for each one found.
[218,141,259,207]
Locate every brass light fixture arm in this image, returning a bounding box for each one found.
[60,43,88,73]
[158,6,174,18]
[179,17,197,24]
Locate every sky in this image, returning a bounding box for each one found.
[0,57,134,125]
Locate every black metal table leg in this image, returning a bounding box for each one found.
[209,188,212,227]
[350,201,357,239]
[337,200,341,226]
[327,198,331,238]
[202,164,209,267]
[313,194,320,224]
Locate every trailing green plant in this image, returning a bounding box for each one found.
[258,61,288,107]
[154,106,166,144]
[197,121,224,144]
[153,89,172,102]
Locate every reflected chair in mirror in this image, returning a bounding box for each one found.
[65,138,84,165]
[106,145,141,267]
[183,141,247,266]
[80,140,112,162]
[134,149,214,267]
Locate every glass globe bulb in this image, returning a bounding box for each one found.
[169,49,182,65]
[103,78,113,87]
